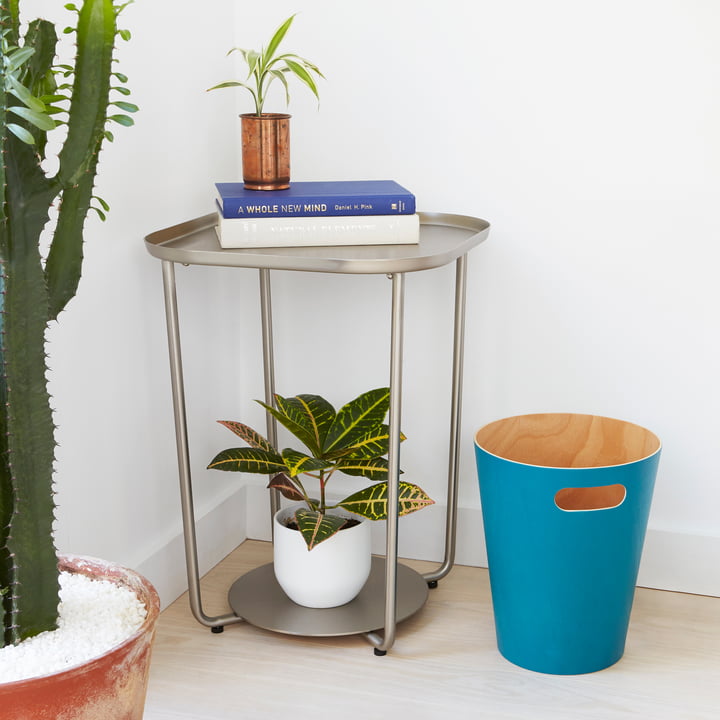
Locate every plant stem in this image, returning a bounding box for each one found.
[289,476,315,511]
[255,66,263,115]
[319,471,326,513]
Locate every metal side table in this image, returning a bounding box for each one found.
[145,211,490,654]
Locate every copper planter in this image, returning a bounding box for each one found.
[241,113,290,190]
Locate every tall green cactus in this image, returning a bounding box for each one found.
[0,0,136,646]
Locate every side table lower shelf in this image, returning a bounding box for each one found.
[228,558,429,637]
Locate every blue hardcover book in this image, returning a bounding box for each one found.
[215,180,416,218]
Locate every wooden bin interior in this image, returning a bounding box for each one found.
[475,413,661,511]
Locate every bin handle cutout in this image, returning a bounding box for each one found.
[555,484,626,512]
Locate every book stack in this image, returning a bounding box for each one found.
[214,180,419,248]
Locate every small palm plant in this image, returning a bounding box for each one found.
[208,13,323,116]
[208,388,434,550]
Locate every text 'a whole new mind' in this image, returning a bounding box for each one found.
[237,202,380,214]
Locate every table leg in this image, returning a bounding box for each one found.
[367,271,405,655]
[424,253,468,585]
[259,269,280,520]
[161,260,242,630]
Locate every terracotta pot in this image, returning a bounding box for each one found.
[241,113,291,190]
[0,555,160,720]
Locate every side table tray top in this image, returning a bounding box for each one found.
[145,211,489,273]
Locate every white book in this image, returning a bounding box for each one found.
[214,211,420,248]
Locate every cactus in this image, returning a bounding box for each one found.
[0,0,136,646]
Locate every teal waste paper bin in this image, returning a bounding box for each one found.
[474,413,661,675]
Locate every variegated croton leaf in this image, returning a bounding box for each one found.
[294,508,349,550]
[280,448,331,476]
[216,420,274,451]
[207,447,285,474]
[267,473,305,502]
[323,388,390,454]
[335,456,393,481]
[338,481,435,521]
[257,393,335,456]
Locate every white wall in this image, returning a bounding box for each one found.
[230,0,720,596]
[34,0,718,604]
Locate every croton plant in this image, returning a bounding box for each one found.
[208,387,434,550]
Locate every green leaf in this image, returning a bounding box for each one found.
[40,94,69,103]
[6,74,45,111]
[90,205,107,221]
[277,394,335,454]
[93,195,110,212]
[264,14,295,66]
[245,49,261,78]
[7,123,36,144]
[281,448,331,477]
[297,56,324,79]
[284,58,320,101]
[217,420,273,451]
[257,401,316,454]
[295,508,348,550]
[207,80,254,93]
[111,100,138,112]
[333,424,405,460]
[115,1,135,16]
[269,68,290,106]
[108,113,134,126]
[257,393,335,457]
[5,46,34,72]
[267,473,305,502]
[8,105,55,131]
[323,388,390,454]
[207,447,285,474]
[227,46,248,59]
[338,481,435,521]
[335,456,392,481]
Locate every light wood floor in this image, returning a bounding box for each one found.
[144,541,719,719]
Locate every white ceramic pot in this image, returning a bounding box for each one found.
[273,505,372,608]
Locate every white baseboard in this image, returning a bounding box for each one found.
[636,528,720,597]
[246,497,719,597]
[443,506,718,598]
[137,489,719,609]
[135,487,249,609]
[339,503,720,598]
